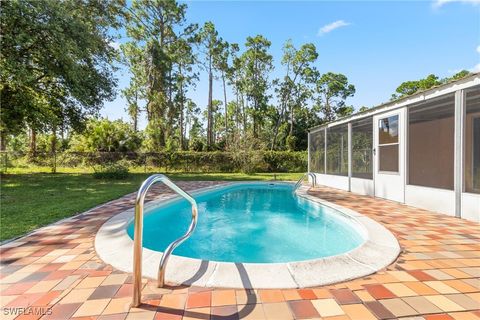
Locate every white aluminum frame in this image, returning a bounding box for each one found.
[373,109,405,203]
[454,90,465,218]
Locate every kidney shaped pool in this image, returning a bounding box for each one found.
[127,183,365,263]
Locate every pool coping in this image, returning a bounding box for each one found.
[95,182,401,289]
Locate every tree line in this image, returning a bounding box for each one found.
[1,0,472,156]
[391,71,471,100]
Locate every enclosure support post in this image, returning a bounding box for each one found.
[348,123,352,192]
[454,90,465,218]
[324,128,327,174]
[307,132,311,173]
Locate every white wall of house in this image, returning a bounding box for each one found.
[405,185,456,216]
[461,193,480,222]
[350,178,374,196]
[313,173,349,192]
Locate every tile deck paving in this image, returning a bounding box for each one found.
[1,182,479,319]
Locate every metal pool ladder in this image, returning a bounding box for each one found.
[293,172,317,194]
[132,174,198,307]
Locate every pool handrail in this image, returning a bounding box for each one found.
[293,172,316,194]
[131,174,198,307]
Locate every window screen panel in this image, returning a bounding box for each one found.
[378,115,399,173]
[408,93,454,190]
[352,117,373,179]
[379,145,399,172]
[326,124,348,176]
[379,116,399,144]
[309,129,325,173]
[465,86,480,194]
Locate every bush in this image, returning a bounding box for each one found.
[70,119,143,153]
[229,151,269,174]
[93,161,130,179]
[263,151,307,172]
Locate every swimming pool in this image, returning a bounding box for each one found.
[96,181,400,288]
[126,183,364,263]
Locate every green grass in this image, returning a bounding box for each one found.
[0,171,303,241]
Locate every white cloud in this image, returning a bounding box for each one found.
[433,0,480,8]
[477,45,480,54]
[317,20,350,36]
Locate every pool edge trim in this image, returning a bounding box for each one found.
[94,183,401,289]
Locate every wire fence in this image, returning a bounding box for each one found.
[0,150,308,174]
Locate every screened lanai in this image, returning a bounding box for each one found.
[308,73,480,222]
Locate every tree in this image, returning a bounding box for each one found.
[213,39,233,144]
[196,22,224,149]
[171,38,198,150]
[121,39,146,132]
[122,83,141,132]
[271,40,318,150]
[290,105,322,151]
[1,0,123,151]
[202,100,223,146]
[227,43,247,138]
[391,71,472,101]
[391,74,441,100]
[240,35,274,140]
[448,70,470,81]
[186,101,204,151]
[123,0,196,149]
[314,72,355,122]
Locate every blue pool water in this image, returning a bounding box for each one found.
[127,183,364,263]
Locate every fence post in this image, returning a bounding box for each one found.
[52,150,57,174]
[165,153,169,173]
[2,152,7,173]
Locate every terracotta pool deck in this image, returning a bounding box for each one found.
[1,181,479,320]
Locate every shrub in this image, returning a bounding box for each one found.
[93,161,130,179]
[263,151,307,172]
[230,151,267,174]
[70,119,142,153]
[189,139,204,152]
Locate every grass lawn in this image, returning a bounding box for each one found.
[0,170,303,241]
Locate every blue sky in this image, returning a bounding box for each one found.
[102,0,480,129]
